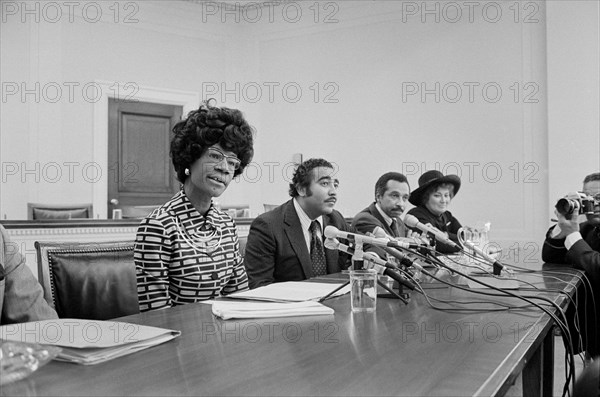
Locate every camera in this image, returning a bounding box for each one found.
[555,192,596,217]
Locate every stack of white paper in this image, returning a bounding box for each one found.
[212,300,334,320]
[0,319,180,365]
[227,281,350,302]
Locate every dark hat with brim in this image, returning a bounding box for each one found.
[408,170,461,206]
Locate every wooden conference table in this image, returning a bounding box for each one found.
[2,264,580,397]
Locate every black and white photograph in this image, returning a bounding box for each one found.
[1,1,599,395]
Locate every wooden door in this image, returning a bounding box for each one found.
[108,99,183,219]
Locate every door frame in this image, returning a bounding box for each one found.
[92,80,199,219]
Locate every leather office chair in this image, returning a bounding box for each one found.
[35,240,140,320]
[28,203,93,220]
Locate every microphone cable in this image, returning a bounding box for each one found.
[347,230,579,394]
[399,265,540,312]
[540,268,598,368]
[394,245,577,395]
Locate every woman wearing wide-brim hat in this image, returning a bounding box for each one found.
[406,170,462,254]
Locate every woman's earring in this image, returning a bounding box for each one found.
[185,168,190,176]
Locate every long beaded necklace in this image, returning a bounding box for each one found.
[175,214,222,256]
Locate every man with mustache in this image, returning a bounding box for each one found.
[245,158,359,289]
[352,172,411,239]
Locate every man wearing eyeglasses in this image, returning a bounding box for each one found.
[244,158,360,289]
[542,172,600,357]
[543,172,600,276]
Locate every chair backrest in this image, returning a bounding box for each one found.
[28,203,93,220]
[35,240,139,320]
[120,205,159,219]
[263,204,278,213]
[220,205,250,218]
[239,235,248,258]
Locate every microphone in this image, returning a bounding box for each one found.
[323,237,339,251]
[381,246,418,268]
[325,238,396,268]
[371,226,389,239]
[372,226,429,249]
[324,226,421,250]
[364,261,416,291]
[403,214,460,249]
[462,240,508,276]
[325,238,416,290]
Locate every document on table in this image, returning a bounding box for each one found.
[227,281,351,302]
[0,319,181,365]
[212,300,334,320]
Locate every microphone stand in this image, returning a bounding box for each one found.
[319,241,409,304]
[318,276,408,304]
[376,278,410,302]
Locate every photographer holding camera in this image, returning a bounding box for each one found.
[543,172,600,270]
[543,172,600,357]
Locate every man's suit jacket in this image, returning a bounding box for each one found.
[542,222,600,283]
[352,202,407,238]
[0,225,57,325]
[244,199,354,289]
[542,222,600,356]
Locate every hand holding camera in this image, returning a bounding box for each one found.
[551,191,597,238]
[555,191,596,220]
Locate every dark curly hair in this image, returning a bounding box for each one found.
[374,172,409,200]
[289,158,334,197]
[170,102,255,182]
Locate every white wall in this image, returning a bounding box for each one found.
[1,1,599,254]
[547,0,600,201]
[0,0,261,217]
[252,1,550,251]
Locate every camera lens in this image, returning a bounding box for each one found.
[555,198,575,216]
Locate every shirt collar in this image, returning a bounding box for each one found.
[423,205,445,220]
[177,189,217,230]
[293,198,323,232]
[375,202,394,227]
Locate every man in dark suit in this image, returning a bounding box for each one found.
[542,172,600,356]
[352,172,410,238]
[244,158,358,289]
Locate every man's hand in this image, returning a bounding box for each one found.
[406,230,430,245]
[553,207,581,238]
[559,191,585,220]
[550,192,586,238]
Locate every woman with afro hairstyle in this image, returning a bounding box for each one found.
[134,100,255,312]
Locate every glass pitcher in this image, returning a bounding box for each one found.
[457,222,490,262]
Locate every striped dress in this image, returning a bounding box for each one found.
[134,190,248,312]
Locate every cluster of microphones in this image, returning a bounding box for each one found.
[323,214,508,293]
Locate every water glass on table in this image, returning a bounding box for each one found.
[349,269,377,313]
